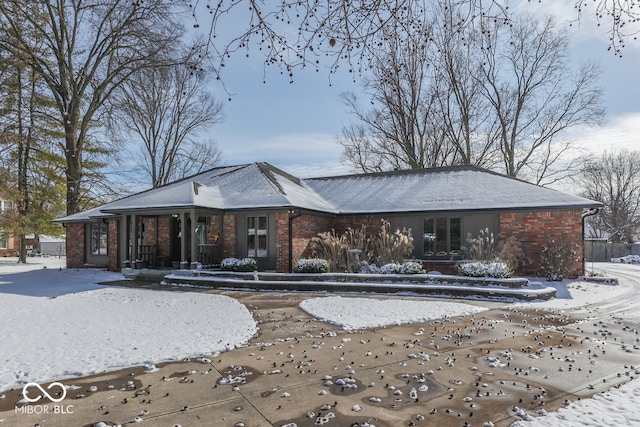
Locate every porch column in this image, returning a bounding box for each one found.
[131,214,138,262]
[190,209,197,265]
[180,212,187,262]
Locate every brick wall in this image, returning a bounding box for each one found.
[500,210,584,278]
[107,219,119,271]
[222,214,236,259]
[66,223,85,268]
[0,234,18,257]
[157,216,171,260]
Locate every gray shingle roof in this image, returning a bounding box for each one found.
[55,163,602,222]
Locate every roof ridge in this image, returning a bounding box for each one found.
[305,164,488,181]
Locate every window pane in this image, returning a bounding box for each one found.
[0,232,7,249]
[3,201,13,211]
[91,222,108,255]
[449,218,461,251]
[247,216,256,233]
[423,218,435,254]
[436,218,448,253]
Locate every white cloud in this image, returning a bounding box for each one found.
[219,132,351,177]
[569,113,640,155]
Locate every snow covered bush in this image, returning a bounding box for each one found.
[539,240,581,281]
[456,261,513,278]
[612,255,640,264]
[294,258,330,273]
[461,229,523,275]
[378,261,425,275]
[400,261,426,274]
[380,263,403,274]
[220,257,258,272]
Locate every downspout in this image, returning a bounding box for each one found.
[288,209,303,273]
[581,208,600,276]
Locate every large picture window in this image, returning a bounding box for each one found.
[423,217,461,257]
[90,221,108,255]
[247,215,267,258]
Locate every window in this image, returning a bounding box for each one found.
[424,217,461,257]
[90,221,108,255]
[1,201,14,212]
[0,232,6,249]
[247,215,267,258]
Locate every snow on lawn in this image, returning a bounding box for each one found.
[0,258,257,393]
[511,378,640,427]
[3,259,640,427]
[299,295,487,330]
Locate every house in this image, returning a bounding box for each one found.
[54,162,603,277]
[0,199,19,257]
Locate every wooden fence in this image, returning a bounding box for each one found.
[584,240,640,262]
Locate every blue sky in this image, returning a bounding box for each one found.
[200,4,640,180]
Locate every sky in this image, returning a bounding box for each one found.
[191,2,640,182]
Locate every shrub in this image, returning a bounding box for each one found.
[220,257,257,272]
[540,240,580,281]
[380,263,403,274]
[498,235,525,272]
[457,261,513,278]
[311,227,370,273]
[461,229,523,276]
[294,258,330,273]
[370,220,414,266]
[400,261,426,274]
[378,261,425,275]
[462,228,498,262]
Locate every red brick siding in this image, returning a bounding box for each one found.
[66,223,85,268]
[275,212,289,272]
[0,234,19,257]
[222,214,236,259]
[142,217,156,245]
[500,210,584,278]
[107,219,119,271]
[157,216,171,260]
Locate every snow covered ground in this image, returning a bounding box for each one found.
[1,257,639,426]
[0,258,257,393]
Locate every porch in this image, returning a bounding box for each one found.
[117,210,225,270]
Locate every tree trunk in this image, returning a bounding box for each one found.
[65,123,82,216]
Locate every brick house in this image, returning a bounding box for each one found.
[54,163,602,277]
[0,199,19,257]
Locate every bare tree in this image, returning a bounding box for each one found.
[477,14,605,185]
[192,1,638,82]
[108,64,224,188]
[579,150,640,243]
[339,10,603,183]
[0,1,189,214]
[337,24,459,172]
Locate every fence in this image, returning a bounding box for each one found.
[585,240,640,262]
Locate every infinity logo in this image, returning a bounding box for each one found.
[22,382,67,403]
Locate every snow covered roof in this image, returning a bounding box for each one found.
[304,166,602,214]
[55,163,602,222]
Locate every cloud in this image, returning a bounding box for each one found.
[569,113,640,155]
[218,132,351,177]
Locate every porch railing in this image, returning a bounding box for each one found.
[197,244,222,267]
